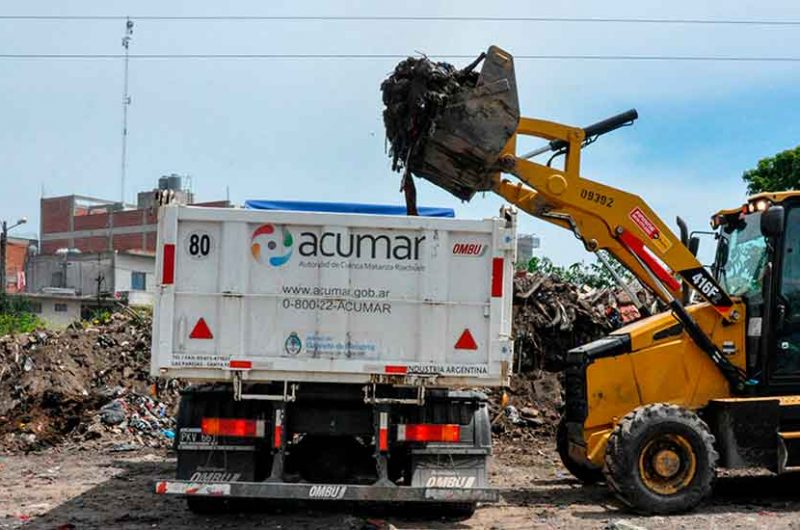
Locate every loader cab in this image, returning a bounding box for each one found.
[713,193,800,393]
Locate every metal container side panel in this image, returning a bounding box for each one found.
[152,206,514,385]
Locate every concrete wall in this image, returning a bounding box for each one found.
[27,296,82,328]
[27,253,114,297]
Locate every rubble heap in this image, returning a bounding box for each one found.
[513,272,615,372]
[381,55,480,173]
[0,311,181,452]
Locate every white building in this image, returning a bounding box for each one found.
[26,250,156,306]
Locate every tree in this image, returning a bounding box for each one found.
[526,251,633,289]
[742,146,800,194]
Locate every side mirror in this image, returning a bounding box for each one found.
[761,205,785,238]
[688,236,700,257]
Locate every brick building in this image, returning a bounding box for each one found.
[39,176,228,255]
[3,236,36,293]
[28,176,229,306]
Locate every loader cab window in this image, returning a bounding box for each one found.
[717,212,767,299]
[780,207,800,318]
[774,207,800,376]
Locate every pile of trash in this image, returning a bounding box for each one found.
[0,310,181,452]
[513,272,609,372]
[381,55,480,173]
[512,271,647,372]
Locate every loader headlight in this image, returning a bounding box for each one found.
[746,199,770,213]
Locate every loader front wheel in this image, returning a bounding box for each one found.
[603,403,717,515]
[556,419,603,484]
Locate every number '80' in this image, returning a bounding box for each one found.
[187,233,212,257]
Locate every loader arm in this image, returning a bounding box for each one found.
[491,116,735,320]
[392,45,746,390]
[487,116,747,391]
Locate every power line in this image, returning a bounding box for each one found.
[1,53,800,62]
[0,15,799,25]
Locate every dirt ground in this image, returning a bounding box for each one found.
[3,438,800,530]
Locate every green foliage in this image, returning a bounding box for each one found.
[0,295,44,335]
[527,251,633,289]
[0,312,43,335]
[86,308,113,325]
[742,146,800,194]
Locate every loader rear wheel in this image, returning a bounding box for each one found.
[603,403,717,515]
[556,419,603,484]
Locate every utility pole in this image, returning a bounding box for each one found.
[1,221,7,297]
[120,17,134,204]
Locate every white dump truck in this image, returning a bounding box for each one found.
[151,201,516,515]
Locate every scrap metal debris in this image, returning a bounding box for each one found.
[513,271,647,372]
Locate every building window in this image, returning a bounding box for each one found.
[29,302,42,314]
[131,271,147,291]
[54,303,68,312]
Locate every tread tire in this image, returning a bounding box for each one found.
[556,419,604,484]
[603,403,717,515]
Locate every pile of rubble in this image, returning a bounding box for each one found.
[0,310,181,452]
[512,272,612,372]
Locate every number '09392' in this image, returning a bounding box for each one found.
[579,188,614,208]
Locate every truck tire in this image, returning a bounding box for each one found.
[556,419,603,484]
[603,403,717,515]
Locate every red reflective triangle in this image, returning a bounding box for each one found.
[190,318,213,340]
[454,329,478,350]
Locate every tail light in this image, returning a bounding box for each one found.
[396,424,461,443]
[201,418,265,438]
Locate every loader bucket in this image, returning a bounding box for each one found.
[409,46,520,201]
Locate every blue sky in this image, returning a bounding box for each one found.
[1,0,799,264]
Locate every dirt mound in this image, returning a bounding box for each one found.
[491,371,562,433]
[0,310,181,453]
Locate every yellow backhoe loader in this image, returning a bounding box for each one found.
[400,45,800,514]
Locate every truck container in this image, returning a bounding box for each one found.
[151,202,516,514]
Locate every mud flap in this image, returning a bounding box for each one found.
[176,386,270,483]
[706,398,779,469]
[410,454,488,489]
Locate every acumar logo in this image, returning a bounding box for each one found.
[297,231,425,260]
[251,224,293,266]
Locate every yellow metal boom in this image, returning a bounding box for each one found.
[492,116,735,320]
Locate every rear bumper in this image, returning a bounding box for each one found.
[155,480,499,503]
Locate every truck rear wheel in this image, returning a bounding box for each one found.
[603,403,717,514]
[556,419,603,484]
